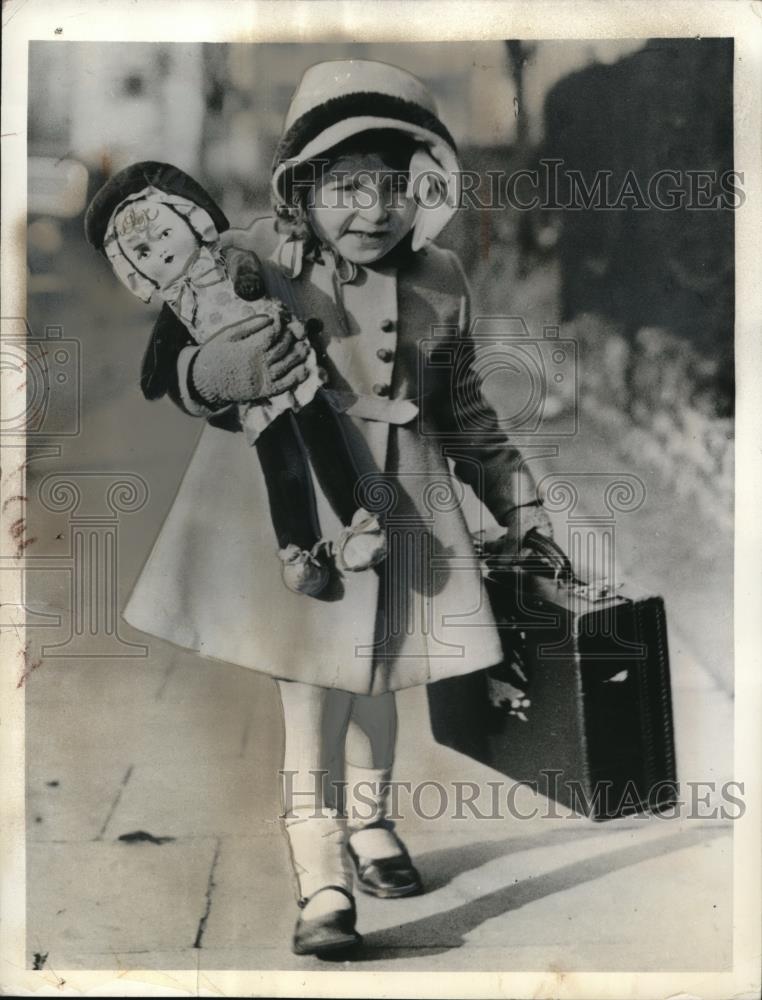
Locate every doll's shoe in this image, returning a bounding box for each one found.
[334,509,387,572]
[292,885,362,956]
[279,544,330,596]
[347,825,423,899]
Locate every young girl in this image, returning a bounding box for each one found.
[116,60,552,956]
[84,161,386,597]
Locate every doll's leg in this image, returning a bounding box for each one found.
[255,412,320,551]
[277,679,355,923]
[344,692,423,897]
[255,413,332,596]
[295,392,387,572]
[293,392,360,525]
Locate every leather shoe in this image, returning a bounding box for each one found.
[291,885,362,956]
[347,828,423,899]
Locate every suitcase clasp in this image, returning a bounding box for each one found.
[572,577,624,602]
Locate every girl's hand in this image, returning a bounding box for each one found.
[484,501,554,559]
[191,315,310,406]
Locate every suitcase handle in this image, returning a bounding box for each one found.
[479,530,629,601]
[518,531,629,601]
[521,528,578,582]
[478,528,581,585]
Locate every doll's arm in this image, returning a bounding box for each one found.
[140,304,240,425]
[218,216,282,302]
[221,246,265,301]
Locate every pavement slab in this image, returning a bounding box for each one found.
[27,755,134,843]
[199,834,296,953]
[26,839,219,968]
[102,759,280,841]
[27,663,255,774]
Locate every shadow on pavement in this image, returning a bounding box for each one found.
[414,821,647,893]
[330,821,729,963]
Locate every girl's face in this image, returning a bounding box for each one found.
[116,201,199,289]
[307,152,416,265]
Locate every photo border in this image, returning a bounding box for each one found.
[2,1,760,996]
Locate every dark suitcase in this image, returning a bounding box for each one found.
[427,530,678,821]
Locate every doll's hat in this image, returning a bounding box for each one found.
[272,60,461,250]
[85,160,229,253]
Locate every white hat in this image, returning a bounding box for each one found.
[272,59,461,251]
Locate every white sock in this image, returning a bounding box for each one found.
[349,825,404,860]
[284,811,353,915]
[344,762,406,860]
[302,888,352,919]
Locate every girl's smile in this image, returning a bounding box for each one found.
[308,152,416,265]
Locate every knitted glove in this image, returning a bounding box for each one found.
[190,303,311,407]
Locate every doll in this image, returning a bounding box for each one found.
[85,163,386,596]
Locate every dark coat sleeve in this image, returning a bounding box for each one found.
[435,250,539,525]
[139,303,242,432]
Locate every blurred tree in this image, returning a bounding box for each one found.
[505,40,538,275]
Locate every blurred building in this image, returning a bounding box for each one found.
[29,41,205,178]
[27,38,645,217]
[542,37,734,413]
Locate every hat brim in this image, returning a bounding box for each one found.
[272,116,461,248]
[273,117,454,195]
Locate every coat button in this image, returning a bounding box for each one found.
[372,383,390,397]
[376,347,394,362]
[380,318,395,332]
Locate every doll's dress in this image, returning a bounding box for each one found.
[162,244,385,586]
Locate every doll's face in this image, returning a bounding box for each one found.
[115,201,199,289]
[307,152,416,265]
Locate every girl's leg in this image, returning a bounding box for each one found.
[346,691,398,769]
[277,678,354,919]
[344,691,397,843]
[344,692,422,896]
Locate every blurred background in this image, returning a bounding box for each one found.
[20,39,735,971]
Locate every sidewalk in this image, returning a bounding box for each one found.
[24,403,734,973]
